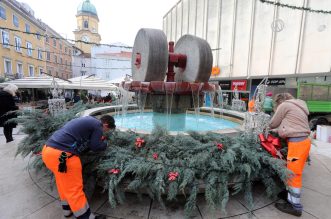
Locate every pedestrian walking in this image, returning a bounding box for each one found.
[0,84,19,143]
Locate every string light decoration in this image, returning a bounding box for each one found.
[48,78,66,116]
[0,26,133,49]
[259,0,331,14]
[243,78,270,138]
[0,42,132,70]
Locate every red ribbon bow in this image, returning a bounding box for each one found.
[108,168,120,175]
[168,172,179,181]
[152,153,158,160]
[135,137,145,148]
[33,151,42,156]
[258,134,282,158]
[216,143,223,150]
[101,136,107,141]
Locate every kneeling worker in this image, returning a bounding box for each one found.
[42,115,116,219]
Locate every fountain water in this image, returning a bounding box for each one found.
[114,28,241,133]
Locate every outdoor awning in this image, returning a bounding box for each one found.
[0,75,118,91]
[0,76,70,89]
[67,76,118,90]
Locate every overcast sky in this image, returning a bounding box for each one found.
[20,0,178,46]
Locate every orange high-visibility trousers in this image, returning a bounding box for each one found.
[42,145,91,218]
[287,138,311,188]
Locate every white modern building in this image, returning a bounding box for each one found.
[163,0,331,94]
[91,43,132,82]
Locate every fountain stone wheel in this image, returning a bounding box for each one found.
[174,35,213,82]
[132,28,169,82]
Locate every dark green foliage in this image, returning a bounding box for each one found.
[98,128,291,218]
[15,106,291,218]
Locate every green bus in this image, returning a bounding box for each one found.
[297,82,331,129]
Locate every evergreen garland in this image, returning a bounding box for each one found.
[98,128,290,217]
[14,107,290,218]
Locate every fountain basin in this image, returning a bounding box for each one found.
[82,105,244,135]
[113,112,239,132]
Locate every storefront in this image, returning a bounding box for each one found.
[217,80,249,106]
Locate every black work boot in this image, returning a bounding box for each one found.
[95,214,107,219]
[277,190,288,201]
[275,202,302,217]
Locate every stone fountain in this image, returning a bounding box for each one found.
[123,29,219,114]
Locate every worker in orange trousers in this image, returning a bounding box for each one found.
[269,93,311,217]
[42,115,115,219]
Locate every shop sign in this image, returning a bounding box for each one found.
[267,78,286,86]
[231,80,247,91]
[218,80,231,90]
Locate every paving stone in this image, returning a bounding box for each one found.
[23,200,64,219]
[97,192,151,219]
[253,203,316,219]
[149,195,201,219]
[302,154,331,196]
[197,194,248,219]
[232,183,278,211]
[301,186,331,219]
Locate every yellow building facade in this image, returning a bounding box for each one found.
[0,0,46,78]
[73,0,101,54]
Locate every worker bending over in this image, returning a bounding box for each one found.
[42,115,115,219]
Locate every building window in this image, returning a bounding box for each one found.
[17,62,23,77]
[60,57,63,64]
[65,47,67,53]
[14,36,22,52]
[28,65,34,76]
[83,20,88,28]
[38,67,43,76]
[13,14,19,27]
[25,23,30,33]
[68,49,71,55]
[46,51,50,61]
[54,55,57,63]
[53,38,56,47]
[4,59,12,74]
[36,31,41,40]
[0,5,6,20]
[1,30,9,48]
[45,35,49,43]
[37,48,43,60]
[59,43,62,50]
[26,42,32,56]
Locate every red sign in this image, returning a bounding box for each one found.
[231,80,247,91]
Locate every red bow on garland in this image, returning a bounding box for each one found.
[216,143,223,150]
[152,153,158,160]
[108,168,121,175]
[258,134,283,159]
[168,172,179,181]
[135,137,145,148]
[33,151,42,156]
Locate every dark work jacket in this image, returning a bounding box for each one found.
[0,91,18,128]
[46,116,107,155]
